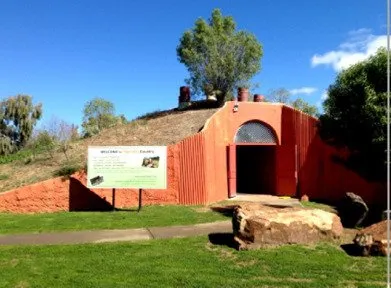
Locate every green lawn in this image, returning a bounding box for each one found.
[0,236,386,288]
[0,205,228,235]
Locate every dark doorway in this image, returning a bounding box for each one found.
[236,145,276,194]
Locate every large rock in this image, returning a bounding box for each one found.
[232,203,343,250]
[353,220,390,256]
[338,192,369,228]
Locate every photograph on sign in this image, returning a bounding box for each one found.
[87,146,167,189]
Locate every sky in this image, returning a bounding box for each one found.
[0,0,387,128]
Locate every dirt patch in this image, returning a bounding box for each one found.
[342,280,386,287]
[252,276,314,283]
[236,259,258,267]
[10,258,19,267]
[217,248,237,260]
[193,207,211,213]
[15,281,30,288]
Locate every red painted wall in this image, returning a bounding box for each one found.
[0,101,385,213]
[0,146,180,213]
[201,102,384,205]
[202,102,282,202]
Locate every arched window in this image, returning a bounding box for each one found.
[234,121,277,144]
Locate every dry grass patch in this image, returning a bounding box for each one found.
[253,276,314,283]
[0,108,217,193]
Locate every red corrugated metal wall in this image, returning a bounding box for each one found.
[0,102,385,213]
[281,106,385,204]
[177,133,207,205]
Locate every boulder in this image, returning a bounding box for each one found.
[353,220,390,256]
[232,203,343,250]
[300,194,309,202]
[338,192,368,228]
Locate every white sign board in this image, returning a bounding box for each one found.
[87,146,167,189]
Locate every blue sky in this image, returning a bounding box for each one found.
[0,0,387,128]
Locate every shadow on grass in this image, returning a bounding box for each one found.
[208,233,238,249]
[210,205,238,217]
[113,207,140,212]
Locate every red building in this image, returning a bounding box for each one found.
[178,101,385,206]
[0,100,385,213]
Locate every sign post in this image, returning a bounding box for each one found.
[87,146,167,211]
[138,188,142,212]
[112,188,116,211]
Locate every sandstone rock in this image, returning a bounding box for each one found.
[300,194,309,202]
[353,220,390,256]
[338,192,368,228]
[232,203,343,250]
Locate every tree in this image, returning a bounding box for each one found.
[267,88,319,117]
[267,88,290,104]
[81,98,118,137]
[44,116,79,160]
[291,98,319,117]
[177,8,263,104]
[28,130,57,159]
[29,117,79,160]
[319,47,387,181]
[0,95,42,155]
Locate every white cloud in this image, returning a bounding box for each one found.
[311,28,386,72]
[289,87,318,95]
[321,91,328,101]
[316,90,329,109]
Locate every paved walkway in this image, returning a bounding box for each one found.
[0,195,301,246]
[0,221,232,246]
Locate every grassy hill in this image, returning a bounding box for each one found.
[0,108,218,193]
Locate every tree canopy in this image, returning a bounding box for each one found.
[81,97,126,137]
[267,88,319,117]
[319,47,387,181]
[0,95,42,155]
[177,8,263,104]
[290,98,319,117]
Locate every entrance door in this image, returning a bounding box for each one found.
[236,145,276,194]
[228,120,279,197]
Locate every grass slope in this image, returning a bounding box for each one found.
[0,108,217,193]
[0,236,386,288]
[0,205,228,235]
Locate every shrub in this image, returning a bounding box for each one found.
[0,149,34,164]
[0,174,9,180]
[53,162,83,177]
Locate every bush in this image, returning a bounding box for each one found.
[28,131,56,159]
[53,162,83,177]
[0,149,35,164]
[0,174,9,180]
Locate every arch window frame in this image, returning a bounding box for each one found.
[234,121,278,145]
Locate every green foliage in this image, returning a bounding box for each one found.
[0,174,9,180]
[267,87,319,117]
[53,161,83,177]
[27,117,79,161]
[177,8,263,104]
[0,149,35,164]
[28,130,57,159]
[319,48,387,181]
[0,95,42,155]
[81,98,126,137]
[291,98,319,117]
